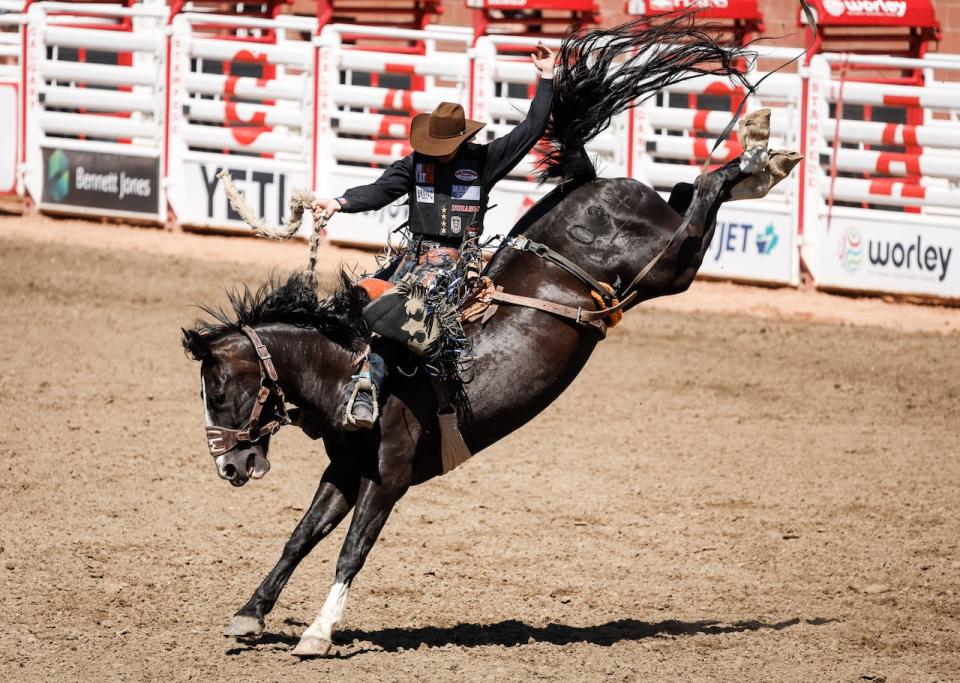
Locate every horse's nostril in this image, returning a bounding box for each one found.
[222,463,237,479]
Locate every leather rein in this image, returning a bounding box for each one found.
[205,325,291,458]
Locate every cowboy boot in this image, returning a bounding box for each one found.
[342,351,389,431]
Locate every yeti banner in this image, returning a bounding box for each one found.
[41,147,161,216]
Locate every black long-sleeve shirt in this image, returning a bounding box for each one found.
[335,78,554,213]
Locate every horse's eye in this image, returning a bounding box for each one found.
[212,393,227,406]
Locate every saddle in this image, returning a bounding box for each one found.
[359,267,623,345]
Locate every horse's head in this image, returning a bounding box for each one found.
[182,327,285,487]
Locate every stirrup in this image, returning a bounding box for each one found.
[344,371,379,431]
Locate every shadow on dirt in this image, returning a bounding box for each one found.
[226,617,836,657]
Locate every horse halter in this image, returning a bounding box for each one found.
[205,325,291,458]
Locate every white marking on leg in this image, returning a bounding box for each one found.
[302,581,349,641]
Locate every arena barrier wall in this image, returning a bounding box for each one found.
[21,2,167,221]
[12,4,960,300]
[801,54,960,300]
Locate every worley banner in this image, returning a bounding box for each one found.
[0,83,17,195]
[817,216,960,299]
[41,147,160,217]
[697,204,798,285]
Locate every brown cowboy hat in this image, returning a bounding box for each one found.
[410,102,485,157]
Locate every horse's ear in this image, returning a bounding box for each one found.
[181,328,209,361]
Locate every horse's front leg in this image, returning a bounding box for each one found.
[291,462,412,657]
[225,460,360,637]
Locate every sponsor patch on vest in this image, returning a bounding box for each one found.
[451,184,481,201]
[450,216,462,234]
[415,163,434,184]
[454,169,479,182]
[416,186,434,203]
[450,203,479,213]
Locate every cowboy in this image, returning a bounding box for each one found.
[313,43,556,430]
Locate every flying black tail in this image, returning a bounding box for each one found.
[540,12,755,184]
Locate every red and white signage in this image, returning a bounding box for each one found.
[816,214,960,299]
[806,0,937,26]
[628,0,761,19]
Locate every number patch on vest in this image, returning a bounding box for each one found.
[451,184,481,200]
[416,186,435,203]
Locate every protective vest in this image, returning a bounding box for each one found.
[408,146,487,243]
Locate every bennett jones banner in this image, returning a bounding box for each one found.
[41,147,160,216]
[0,83,16,194]
[697,205,797,285]
[818,216,960,299]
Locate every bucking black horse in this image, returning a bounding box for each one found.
[181,15,801,657]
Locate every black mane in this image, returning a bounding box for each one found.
[183,270,370,358]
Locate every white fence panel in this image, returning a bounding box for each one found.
[314,24,473,247]
[802,54,960,300]
[0,1,22,196]
[22,2,166,220]
[166,12,317,231]
[0,80,17,194]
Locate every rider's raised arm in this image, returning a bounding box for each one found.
[334,154,413,213]
[482,75,553,187]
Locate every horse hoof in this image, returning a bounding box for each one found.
[738,147,768,175]
[292,636,332,658]
[223,614,264,637]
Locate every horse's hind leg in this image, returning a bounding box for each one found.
[225,460,360,637]
[668,162,748,292]
[292,472,410,656]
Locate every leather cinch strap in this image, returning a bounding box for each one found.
[488,288,637,338]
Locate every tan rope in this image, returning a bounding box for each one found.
[216,169,329,275]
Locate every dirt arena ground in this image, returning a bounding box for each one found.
[2,214,959,681]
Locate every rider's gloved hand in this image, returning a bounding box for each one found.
[311,198,342,218]
[531,42,555,79]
